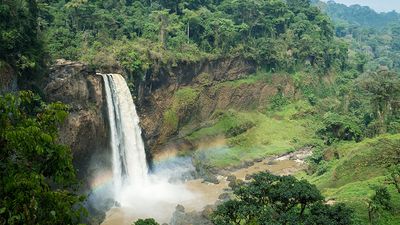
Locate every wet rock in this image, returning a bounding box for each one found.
[218,193,231,201]
[228,179,244,189]
[245,174,253,181]
[203,175,220,184]
[255,158,263,163]
[244,161,254,167]
[202,205,216,219]
[226,175,237,182]
[176,204,185,213]
[170,207,213,225]
[0,62,17,94]
[43,59,110,192]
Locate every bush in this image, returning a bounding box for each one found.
[226,121,255,137]
[269,93,290,111]
[133,218,159,225]
[317,112,362,145]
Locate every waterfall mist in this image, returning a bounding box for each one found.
[100,74,197,222]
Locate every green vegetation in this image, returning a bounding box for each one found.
[190,102,319,168]
[133,218,159,225]
[28,0,347,78]
[300,135,400,224]
[163,87,199,134]
[0,0,44,79]
[314,0,400,30]
[0,91,85,224]
[1,0,400,224]
[212,172,353,225]
[313,0,400,72]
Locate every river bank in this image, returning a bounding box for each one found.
[101,148,312,225]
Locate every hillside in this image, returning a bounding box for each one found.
[312,0,400,29]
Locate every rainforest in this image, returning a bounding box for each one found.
[0,0,399,225]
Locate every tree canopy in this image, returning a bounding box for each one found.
[0,91,85,225]
[212,172,353,225]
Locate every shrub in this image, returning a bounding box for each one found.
[133,218,159,225]
[317,112,362,145]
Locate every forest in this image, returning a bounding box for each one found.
[0,0,400,225]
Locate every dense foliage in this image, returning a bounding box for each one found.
[0,91,85,225]
[313,0,400,29]
[34,0,347,76]
[313,0,400,72]
[0,0,45,78]
[1,0,400,224]
[212,172,353,225]
[133,218,159,225]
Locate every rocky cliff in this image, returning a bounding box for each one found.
[43,59,111,190]
[38,57,294,180]
[135,57,295,154]
[0,62,18,94]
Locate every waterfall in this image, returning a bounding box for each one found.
[100,73,148,197]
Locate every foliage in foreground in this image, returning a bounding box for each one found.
[133,218,159,225]
[0,91,85,225]
[212,172,353,225]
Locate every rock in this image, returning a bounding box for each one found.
[135,56,296,154]
[176,204,185,213]
[245,174,253,181]
[218,193,231,201]
[202,205,215,219]
[244,161,255,167]
[170,207,213,225]
[203,175,220,184]
[43,60,110,191]
[228,179,244,189]
[226,175,237,182]
[0,62,17,94]
[255,158,263,163]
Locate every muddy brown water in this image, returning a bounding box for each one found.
[101,154,307,225]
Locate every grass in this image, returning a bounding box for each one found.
[297,134,400,225]
[209,70,277,91]
[188,101,319,168]
[162,87,200,132]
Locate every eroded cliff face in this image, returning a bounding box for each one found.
[40,57,294,180]
[0,62,18,94]
[135,57,295,154]
[43,60,111,190]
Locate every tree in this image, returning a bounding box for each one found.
[317,112,362,145]
[212,172,353,225]
[356,69,400,134]
[133,218,160,225]
[387,165,400,194]
[0,0,44,78]
[367,186,392,224]
[0,91,85,225]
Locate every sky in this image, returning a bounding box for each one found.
[325,0,400,12]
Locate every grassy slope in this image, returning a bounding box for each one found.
[298,134,400,224]
[187,101,320,168]
[178,73,400,224]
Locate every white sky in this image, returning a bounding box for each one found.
[325,0,400,12]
